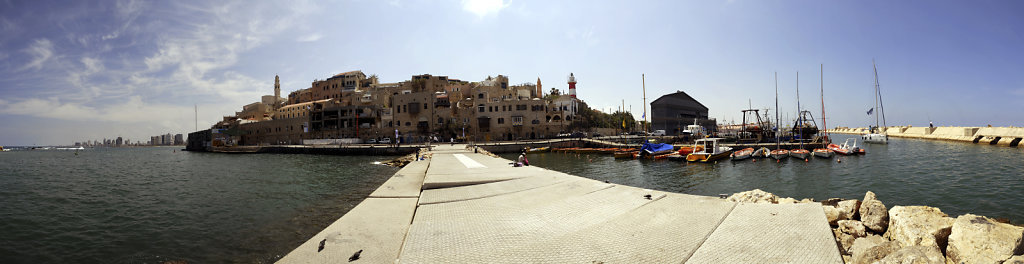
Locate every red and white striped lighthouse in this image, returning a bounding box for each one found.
[567,73,577,98]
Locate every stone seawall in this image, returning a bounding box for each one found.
[728,189,1024,263]
[828,126,1024,147]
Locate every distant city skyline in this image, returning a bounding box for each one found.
[1,0,1022,145]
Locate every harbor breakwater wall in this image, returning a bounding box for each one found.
[829,126,1024,147]
[197,145,419,155]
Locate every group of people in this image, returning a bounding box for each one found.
[515,148,530,167]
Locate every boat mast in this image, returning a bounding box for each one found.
[873,60,887,128]
[872,59,880,131]
[797,71,802,149]
[821,64,828,141]
[642,74,648,135]
[775,72,780,150]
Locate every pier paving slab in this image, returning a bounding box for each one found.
[276,197,418,264]
[686,202,844,264]
[419,174,573,205]
[398,184,665,263]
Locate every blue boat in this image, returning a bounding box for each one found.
[640,143,674,157]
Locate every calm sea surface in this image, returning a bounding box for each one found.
[501,134,1024,225]
[2,135,1022,263]
[0,147,398,263]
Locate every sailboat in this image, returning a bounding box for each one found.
[863,60,889,144]
[813,64,835,159]
[770,72,789,160]
[790,71,810,160]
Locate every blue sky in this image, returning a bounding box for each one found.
[1,0,1022,146]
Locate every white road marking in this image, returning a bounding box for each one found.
[453,154,486,168]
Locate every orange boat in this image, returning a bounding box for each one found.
[613,151,638,159]
[678,145,704,156]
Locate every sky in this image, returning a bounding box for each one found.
[1,0,1022,146]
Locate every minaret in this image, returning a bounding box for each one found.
[274,75,281,106]
[536,77,542,98]
[567,73,577,98]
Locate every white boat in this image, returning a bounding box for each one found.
[812,148,834,158]
[731,147,754,161]
[791,149,810,159]
[770,149,790,160]
[686,138,733,163]
[863,60,889,144]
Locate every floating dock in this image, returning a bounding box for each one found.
[277,144,843,263]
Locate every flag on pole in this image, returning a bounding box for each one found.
[641,112,646,119]
[866,108,874,115]
[622,119,626,129]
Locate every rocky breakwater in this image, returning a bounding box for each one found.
[727,189,1024,263]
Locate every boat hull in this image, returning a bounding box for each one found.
[812,149,834,158]
[862,133,888,144]
[770,149,790,160]
[790,149,810,159]
[731,148,754,161]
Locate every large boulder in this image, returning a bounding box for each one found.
[1006,255,1024,264]
[837,220,868,254]
[850,235,899,264]
[837,199,861,221]
[777,197,798,204]
[727,189,778,204]
[884,206,954,254]
[824,205,841,226]
[877,246,944,264]
[860,191,889,233]
[945,214,1024,264]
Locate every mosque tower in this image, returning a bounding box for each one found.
[536,77,542,98]
[274,75,281,106]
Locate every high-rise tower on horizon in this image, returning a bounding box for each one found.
[567,73,577,98]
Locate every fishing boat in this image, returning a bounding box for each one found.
[791,148,810,159]
[770,149,790,160]
[686,138,733,163]
[813,148,834,158]
[862,60,889,144]
[526,146,550,153]
[731,147,755,161]
[640,142,674,158]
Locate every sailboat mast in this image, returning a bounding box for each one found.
[797,71,802,149]
[873,59,879,130]
[821,64,828,140]
[642,74,648,134]
[775,72,780,149]
[874,61,887,128]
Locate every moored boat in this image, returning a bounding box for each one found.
[686,138,733,163]
[862,60,889,144]
[753,147,770,158]
[614,151,638,159]
[731,147,755,161]
[828,143,854,155]
[640,143,674,158]
[770,149,790,160]
[790,149,810,159]
[678,145,703,156]
[526,146,550,153]
[813,148,834,158]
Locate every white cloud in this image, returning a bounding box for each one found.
[20,39,54,71]
[462,0,507,17]
[297,33,323,42]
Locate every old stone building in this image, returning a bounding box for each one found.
[224,72,584,145]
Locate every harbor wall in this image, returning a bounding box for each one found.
[828,126,1024,147]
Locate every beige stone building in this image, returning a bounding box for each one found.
[221,71,583,145]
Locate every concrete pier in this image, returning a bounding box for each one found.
[277,144,843,263]
[828,126,1024,147]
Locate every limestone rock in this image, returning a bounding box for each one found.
[884,206,954,253]
[824,205,841,226]
[799,198,815,203]
[837,220,868,254]
[777,197,798,204]
[821,198,844,207]
[945,214,1024,264]
[837,199,861,221]
[860,191,888,232]
[850,235,899,264]
[1005,255,1024,264]
[726,189,778,204]
[877,246,945,264]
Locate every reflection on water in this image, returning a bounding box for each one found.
[503,134,1024,224]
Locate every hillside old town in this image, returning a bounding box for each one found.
[191,71,664,148]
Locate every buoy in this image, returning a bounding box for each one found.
[777,159,780,163]
[837,159,842,163]
[805,159,809,162]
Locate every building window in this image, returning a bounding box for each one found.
[478,104,485,112]
[405,122,411,126]
[497,118,504,124]
[516,105,527,111]
[438,117,443,124]
[478,93,484,99]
